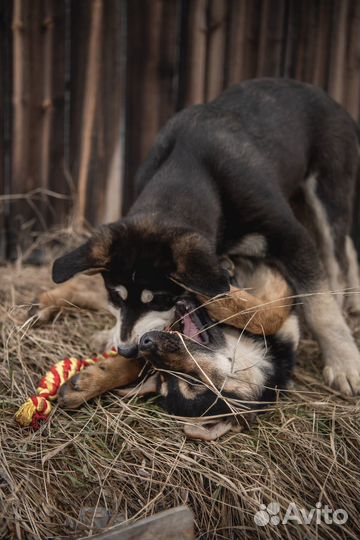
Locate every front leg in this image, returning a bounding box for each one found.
[116,374,159,397]
[270,219,360,396]
[58,356,145,409]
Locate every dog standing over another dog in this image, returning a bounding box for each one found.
[35,78,360,438]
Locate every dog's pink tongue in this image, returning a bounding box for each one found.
[183,313,201,342]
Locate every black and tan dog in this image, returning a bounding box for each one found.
[56,255,299,440]
[37,78,360,425]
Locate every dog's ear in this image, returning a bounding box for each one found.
[52,240,103,283]
[52,223,124,283]
[172,233,230,297]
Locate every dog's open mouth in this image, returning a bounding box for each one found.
[170,298,210,344]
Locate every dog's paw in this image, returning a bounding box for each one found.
[30,291,61,324]
[344,293,360,316]
[323,365,360,396]
[183,420,234,441]
[58,356,144,408]
[58,363,110,409]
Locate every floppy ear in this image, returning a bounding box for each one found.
[52,241,101,283]
[172,233,229,297]
[52,223,120,283]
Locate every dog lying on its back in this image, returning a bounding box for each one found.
[57,253,299,440]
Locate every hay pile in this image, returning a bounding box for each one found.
[1,262,359,540]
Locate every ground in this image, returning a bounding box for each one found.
[0,262,359,540]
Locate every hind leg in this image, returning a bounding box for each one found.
[302,174,350,307]
[256,196,360,395]
[344,235,360,314]
[33,273,118,349]
[34,274,108,322]
[297,171,359,394]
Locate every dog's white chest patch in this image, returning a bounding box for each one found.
[220,329,273,396]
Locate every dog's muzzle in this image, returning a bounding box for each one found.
[117,344,139,358]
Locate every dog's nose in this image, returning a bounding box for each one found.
[139,332,157,352]
[117,344,139,358]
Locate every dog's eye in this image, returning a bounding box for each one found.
[115,285,128,301]
[141,289,154,303]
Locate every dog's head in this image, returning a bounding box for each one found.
[136,297,261,418]
[52,219,230,355]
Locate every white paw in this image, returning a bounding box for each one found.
[323,365,360,396]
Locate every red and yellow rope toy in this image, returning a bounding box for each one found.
[15,349,118,429]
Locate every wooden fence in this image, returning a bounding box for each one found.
[0,0,360,260]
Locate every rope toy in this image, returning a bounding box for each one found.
[15,349,118,429]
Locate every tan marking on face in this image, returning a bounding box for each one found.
[141,289,154,303]
[91,228,113,265]
[172,233,203,274]
[116,285,128,301]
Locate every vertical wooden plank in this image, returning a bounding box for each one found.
[225,0,250,86]
[46,0,68,228]
[0,2,11,260]
[293,0,314,82]
[40,1,54,194]
[10,0,28,258]
[328,0,349,104]
[283,0,302,78]
[158,0,182,127]
[344,0,360,121]
[74,0,103,227]
[240,0,262,80]
[8,0,67,258]
[312,0,333,88]
[10,0,47,258]
[69,0,90,227]
[69,0,121,226]
[181,0,207,105]
[256,0,286,77]
[70,0,126,227]
[122,0,147,213]
[98,0,125,224]
[205,0,228,101]
[123,0,181,214]
[137,0,164,163]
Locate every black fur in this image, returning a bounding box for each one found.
[53,78,359,349]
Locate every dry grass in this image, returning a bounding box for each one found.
[0,261,359,540]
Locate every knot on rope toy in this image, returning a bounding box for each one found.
[15,349,118,429]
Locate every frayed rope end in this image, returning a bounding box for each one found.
[15,396,52,428]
